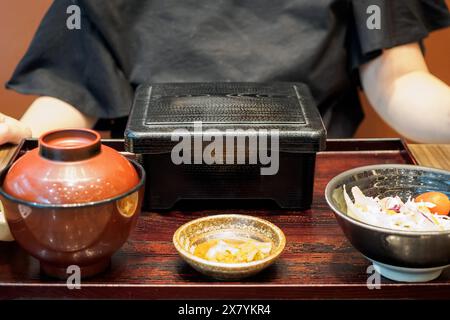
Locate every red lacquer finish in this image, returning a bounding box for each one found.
[3,129,139,204]
[0,130,145,279]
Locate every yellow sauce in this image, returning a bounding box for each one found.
[193,238,272,263]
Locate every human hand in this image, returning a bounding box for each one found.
[0,112,32,145]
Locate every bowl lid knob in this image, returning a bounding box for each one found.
[39,129,101,161]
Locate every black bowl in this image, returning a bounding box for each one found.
[325,164,450,282]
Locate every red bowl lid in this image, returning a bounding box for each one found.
[2,129,140,204]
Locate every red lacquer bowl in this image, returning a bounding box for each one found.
[0,129,145,278]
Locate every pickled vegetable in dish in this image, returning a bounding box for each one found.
[343,186,450,231]
[192,238,272,263]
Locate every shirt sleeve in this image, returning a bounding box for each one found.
[5,0,133,119]
[348,0,450,71]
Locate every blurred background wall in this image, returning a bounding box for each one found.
[1,0,449,140]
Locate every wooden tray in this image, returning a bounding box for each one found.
[2,139,449,300]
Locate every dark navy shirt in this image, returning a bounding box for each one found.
[6,0,450,137]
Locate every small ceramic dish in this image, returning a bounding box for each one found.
[173,214,286,280]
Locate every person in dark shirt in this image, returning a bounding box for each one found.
[1,0,450,144]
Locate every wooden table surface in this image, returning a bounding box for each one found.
[0,140,449,299]
[408,144,450,171]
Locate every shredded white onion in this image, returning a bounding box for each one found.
[343,186,450,232]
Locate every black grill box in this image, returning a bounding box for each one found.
[125,82,326,210]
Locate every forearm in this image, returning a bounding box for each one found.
[367,71,450,143]
[21,96,97,138]
[361,43,450,143]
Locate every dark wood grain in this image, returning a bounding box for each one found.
[1,140,449,299]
